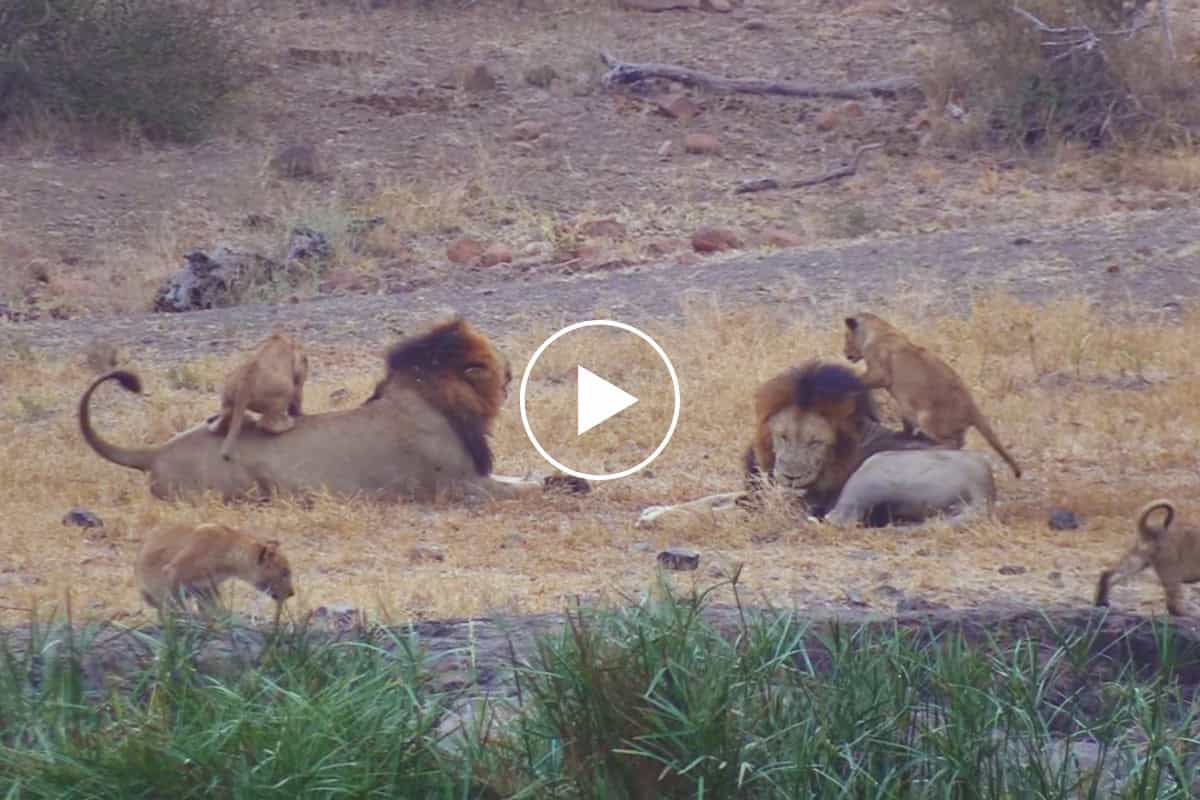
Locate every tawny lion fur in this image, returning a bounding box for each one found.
[135,522,295,618]
[80,316,588,504]
[1095,499,1200,617]
[843,312,1022,478]
[208,331,309,461]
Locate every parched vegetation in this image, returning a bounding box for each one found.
[924,0,1199,148]
[0,0,250,142]
[3,584,1200,797]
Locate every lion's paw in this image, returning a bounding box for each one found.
[544,474,591,495]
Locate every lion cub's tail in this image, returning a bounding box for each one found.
[970,412,1021,479]
[1137,498,1176,542]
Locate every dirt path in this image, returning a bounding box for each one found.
[6,206,1197,362]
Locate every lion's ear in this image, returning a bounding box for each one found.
[844,317,858,331]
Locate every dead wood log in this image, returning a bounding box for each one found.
[600,51,921,100]
[734,143,883,195]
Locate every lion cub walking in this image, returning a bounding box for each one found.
[136,522,295,620]
[843,312,1021,478]
[1095,499,1200,617]
[208,331,309,461]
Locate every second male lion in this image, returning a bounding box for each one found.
[1095,499,1200,617]
[209,331,309,461]
[136,522,295,621]
[843,312,1021,478]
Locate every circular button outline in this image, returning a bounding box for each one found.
[519,320,681,482]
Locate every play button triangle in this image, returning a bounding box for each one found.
[576,366,639,436]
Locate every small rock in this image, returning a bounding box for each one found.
[684,132,721,155]
[460,64,497,92]
[1048,508,1081,530]
[998,565,1027,576]
[154,247,288,313]
[269,142,322,180]
[702,0,732,10]
[691,226,740,253]
[750,531,781,545]
[657,547,699,571]
[479,244,514,267]
[742,17,770,30]
[447,238,484,264]
[657,140,673,158]
[328,388,351,406]
[654,94,702,122]
[510,120,547,141]
[408,544,446,563]
[286,226,332,262]
[62,509,103,529]
[763,228,804,248]
[841,101,864,118]
[580,219,627,240]
[844,590,869,607]
[523,64,559,88]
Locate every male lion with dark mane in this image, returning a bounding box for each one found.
[638,361,996,529]
[79,317,589,504]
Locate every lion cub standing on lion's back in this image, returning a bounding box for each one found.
[208,331,309,461]
[1096,499,1200,616]
[843,312,1021,478]
[136,522,295,619]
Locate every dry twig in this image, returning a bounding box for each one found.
[599,52,920,100]
[734,143,883,195]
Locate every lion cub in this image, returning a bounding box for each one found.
[136,522,295,620]
[208,331,309,461]
[1095,499,1200,617]
[843,312,1021,478]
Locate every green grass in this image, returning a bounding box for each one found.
[2,584,1200,798]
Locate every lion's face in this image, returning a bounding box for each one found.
[843,317,865,363]
[254,541,295,602]
[766,407,837,490]
[465,351,512,408]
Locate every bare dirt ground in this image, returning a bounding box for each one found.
[1,0,1199,634]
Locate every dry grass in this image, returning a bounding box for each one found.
[1,293,1197,626]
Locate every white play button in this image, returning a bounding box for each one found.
[576,366,639,435]
[520,320,680,482]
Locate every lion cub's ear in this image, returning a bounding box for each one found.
[258,540,282,564]
[844,317,859,331]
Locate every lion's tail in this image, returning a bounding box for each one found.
[78,371,158,472]
[219,375,251,461]
[1137,498,1175,542]
[971,412,1021,479]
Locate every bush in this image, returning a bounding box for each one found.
[0,0,251,143]
[924,0,1199,148]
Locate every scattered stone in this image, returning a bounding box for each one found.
[523,64,559,88]
[447,238,484,264]
[814,107,842,132]
[750,531,781,545]
[461,63,498,92]
[269,142,323,180]
[1048,508,1082,531]
[244,212,277,229]
[328,388,351,407]
[844,590,869,607]
[654,94,702,122]
[684,132,721,155]
[408,544,446,564]
[1012,236,1034,246]
[691,226,740,253]
[620,0,699,9]
[479,244,514,267]
[999,565,1027,576]
[286,226,332,262]
[763,228,804,248]
[657,140,673,158]
[631,542,654,553]
[579,219,627,240]
[62,509,103,529]
[657,547,700,571]
[742,17,770,30]
[702,0,732,11]
[154,247,293,313]
[510,119,548,141]
[896,595,950,613]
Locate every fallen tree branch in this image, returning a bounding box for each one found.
[600,52,921,100]
[734,143,883,195]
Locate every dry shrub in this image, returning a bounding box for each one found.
[0,0,251,143]
[923,0,1199,149]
